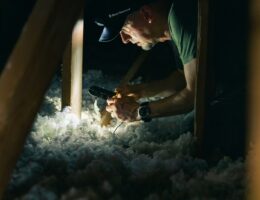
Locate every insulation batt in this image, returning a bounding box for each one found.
[6,70,245,200]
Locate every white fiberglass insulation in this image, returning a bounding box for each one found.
[7,70,244,200]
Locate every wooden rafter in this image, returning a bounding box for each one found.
[0,0,84,197]
[195,0,209,154]
[248,0,260,199]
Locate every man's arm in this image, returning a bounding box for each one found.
[117,69,186,99]
[149,58,197,117]
[106,59,197,122]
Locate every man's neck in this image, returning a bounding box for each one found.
[156,20,171,42]
[161,29,171,41]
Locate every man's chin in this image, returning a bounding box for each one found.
[140,43,155,51]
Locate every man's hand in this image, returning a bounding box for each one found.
[106,93,140,122]
[115,84,143,100]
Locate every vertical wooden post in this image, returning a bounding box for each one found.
[0,0,84,198]
[248,0,260,199]
[194,0,209,153]
[62,19,84,118]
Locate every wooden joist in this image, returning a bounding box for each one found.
[248,0,260,199]
[62,19,84,118]
[194,0,209,154]
[0,0,84,198]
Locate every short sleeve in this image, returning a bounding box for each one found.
[168,0,197,65]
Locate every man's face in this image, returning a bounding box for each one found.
[119,12,157,51]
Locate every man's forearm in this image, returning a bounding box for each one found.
[149,87,194,118]
[138,79,174,98]
[137,70,186,98]
[146,59,197,118]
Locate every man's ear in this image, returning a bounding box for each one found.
[139,5,153,24]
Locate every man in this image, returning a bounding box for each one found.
[94,0,197,122]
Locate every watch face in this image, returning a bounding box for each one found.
[139,106,147,118]
[139,105,151,119]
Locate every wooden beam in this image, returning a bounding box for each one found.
[194,0,209,153]
[62,37,73,110]
[248,0,260,199]
[62,19,84,118]
[0,0,84,198]
[100,51,149,126]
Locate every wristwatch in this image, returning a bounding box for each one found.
[137,102,152,122]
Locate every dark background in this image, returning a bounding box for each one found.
[0,0,176,79]
[0,0,248,86]
[0,0,248,159]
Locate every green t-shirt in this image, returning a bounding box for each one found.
[168,0,197,66]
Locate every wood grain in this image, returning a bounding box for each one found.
[0,0,84,197]
[62,19,84,118]
[194,0,210,154]
[248,0,260,199]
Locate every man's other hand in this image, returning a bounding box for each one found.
[106,93,140,122]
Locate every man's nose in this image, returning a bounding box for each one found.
[120,31,131,44]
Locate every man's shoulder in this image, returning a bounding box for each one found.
[168,0,197,65]
[169,0,197,22]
